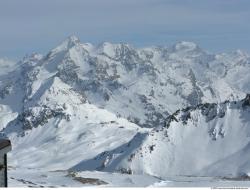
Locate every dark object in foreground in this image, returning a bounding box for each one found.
[0,138,11,187]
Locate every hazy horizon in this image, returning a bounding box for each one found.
[0,0,250,60]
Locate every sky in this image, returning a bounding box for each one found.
[0,0,250,60]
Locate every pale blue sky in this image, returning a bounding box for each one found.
[0,0,250,60]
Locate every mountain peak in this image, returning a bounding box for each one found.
[173,41,199,51]
[62,35,80,48]
[234,49,249,58]
[51,35,81,53]
[66,35,80,44]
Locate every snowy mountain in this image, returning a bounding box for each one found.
[1,36,250,186]
[67,95,250,178]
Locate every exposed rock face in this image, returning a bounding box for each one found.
[18,105,70,130]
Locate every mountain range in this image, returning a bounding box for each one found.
[1,36,250,186]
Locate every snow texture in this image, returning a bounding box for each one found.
[0,36,250,187]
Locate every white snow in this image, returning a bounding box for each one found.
[0,36,250,187]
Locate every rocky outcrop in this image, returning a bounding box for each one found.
[18,105,70,130]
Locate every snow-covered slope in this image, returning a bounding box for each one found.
[0,36,250,186]
[86,95,250,178]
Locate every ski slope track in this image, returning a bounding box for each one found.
[0,36,250,187]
